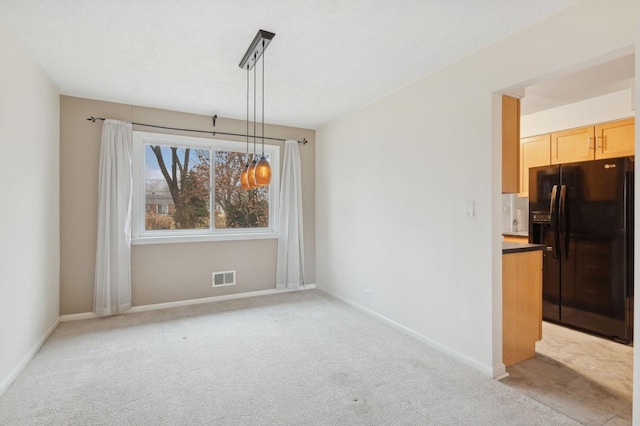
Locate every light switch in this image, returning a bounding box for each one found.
[465,201,475,217]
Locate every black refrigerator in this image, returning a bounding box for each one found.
[529,157,634,343]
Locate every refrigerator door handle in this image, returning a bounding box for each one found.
[550,184,559,260]
[559,185,569,260]
[624,163,634,300]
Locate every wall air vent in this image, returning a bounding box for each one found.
[212,270,236,287]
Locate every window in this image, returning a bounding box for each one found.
[132,131,279,244]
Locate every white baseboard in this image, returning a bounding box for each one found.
[0,318,60,397]
[492,361,507,379]
[59,311,98,322]
[60,284,316,322]
[494,371,510,380]
[317,286,503,378]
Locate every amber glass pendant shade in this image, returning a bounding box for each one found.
[255,155,271,186]
[240,163,251,190]
[248,159,258,188]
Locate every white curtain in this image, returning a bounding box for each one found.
[94,119,133,316]
[276,140,306,289]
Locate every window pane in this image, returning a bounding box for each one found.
[145,144,210,230]
[214,151,269,229]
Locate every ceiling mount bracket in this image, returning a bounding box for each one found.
[239,30,275,71]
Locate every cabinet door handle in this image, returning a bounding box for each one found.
[587,136,594,150]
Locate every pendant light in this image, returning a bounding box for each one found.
[247,57,259,189]
[239,30,275,190]
[254,41,271,187]
[240,64,251,190]
[247,158,258,188]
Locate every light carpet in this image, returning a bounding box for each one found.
[0,290,578,425]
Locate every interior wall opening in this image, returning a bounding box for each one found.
[496,49,636,424]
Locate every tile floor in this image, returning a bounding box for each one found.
[500,321,633,425]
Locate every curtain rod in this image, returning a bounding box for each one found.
[86,117,308,144]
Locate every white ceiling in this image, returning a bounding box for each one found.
[0,0,603,129]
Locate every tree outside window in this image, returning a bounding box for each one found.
[144,144,270,231]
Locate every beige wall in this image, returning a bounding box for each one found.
[60,96,315,315]
[0,26,60,393]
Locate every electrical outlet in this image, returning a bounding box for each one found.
[363,288,373,299]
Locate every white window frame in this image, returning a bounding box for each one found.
[132,131,280,245]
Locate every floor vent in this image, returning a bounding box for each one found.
[212,270,236,287]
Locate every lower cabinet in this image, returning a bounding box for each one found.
[502,249,543,367]
[503,235,529,244]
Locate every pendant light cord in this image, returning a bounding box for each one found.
[246,65,249,157]
[253,53,257,157]
[262,40,265,155]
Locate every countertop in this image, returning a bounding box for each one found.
[502,231,529,237]
[502,242,546,254]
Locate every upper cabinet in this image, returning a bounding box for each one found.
[550,118,635,164]
[551,126,594,164]
[594,118,635,160]
[519,134,551,197]
[502,95,521,194]
[519,117,634,196]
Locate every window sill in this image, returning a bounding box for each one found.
[132,232,278,245]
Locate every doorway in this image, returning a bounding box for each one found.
[498,52,636,424]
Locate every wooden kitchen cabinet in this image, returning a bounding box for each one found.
[595,118,635,160]
[503,235,529,244]
[502,249,543,366]
[551,126,594,165]
[502,95,520,193]
[519,134,551,197]
[550,118,635,165]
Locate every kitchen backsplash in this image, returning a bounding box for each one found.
[502,194,529,234]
